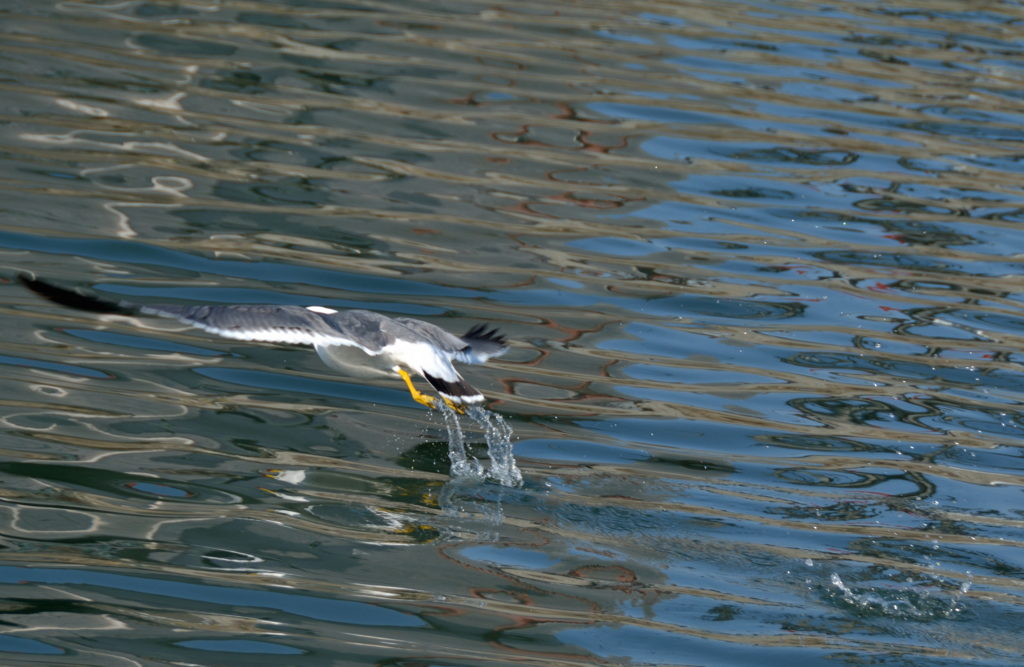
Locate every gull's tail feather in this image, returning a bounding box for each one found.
[459,324,508,363]
[18,274,137,316]
[422,371,485,404]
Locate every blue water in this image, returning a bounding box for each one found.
[1,0,1023,664]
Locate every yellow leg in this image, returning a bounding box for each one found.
[396,369,465,414]
[397,368,438,409]
[442,396,466,415]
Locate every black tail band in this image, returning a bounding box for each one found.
[422,371,484,404]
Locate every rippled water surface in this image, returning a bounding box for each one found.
[3,0,1024,664]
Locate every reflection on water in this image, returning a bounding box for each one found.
[2,0,1024,664]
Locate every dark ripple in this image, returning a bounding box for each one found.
[814,250,968,274]
[787,352,1024,393]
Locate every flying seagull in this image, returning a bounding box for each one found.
[18,274,508,412]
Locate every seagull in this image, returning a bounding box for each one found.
[17,274,508,413]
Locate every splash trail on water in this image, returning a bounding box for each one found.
[438,404,521,487]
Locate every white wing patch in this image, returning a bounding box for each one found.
[187,322,357,348]
[387,339,461,382]
[306,306,338,314]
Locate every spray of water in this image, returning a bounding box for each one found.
[437,403,521,488]
[828,571,972,620]
[467,406,523,487]
[439,402,483,479]
[431,405,515,534]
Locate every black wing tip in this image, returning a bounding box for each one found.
[422,372,485,404]
[463,323,507,347]
[18,274,136,316]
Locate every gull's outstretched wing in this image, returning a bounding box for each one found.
[18,274,389,354]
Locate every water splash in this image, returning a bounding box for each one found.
[439,402,483,479]
[437,403,522,487]
[467,406,523,487]
[827,571,972,620]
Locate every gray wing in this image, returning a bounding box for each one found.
[389,317,468,353]
[392,318,508,364]
[144,304,391,353]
